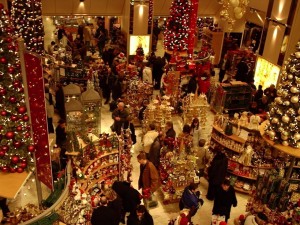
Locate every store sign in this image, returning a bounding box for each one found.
[24,52,53,190]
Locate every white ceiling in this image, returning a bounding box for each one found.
[41,0,269,16]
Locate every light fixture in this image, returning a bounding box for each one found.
[80,0,84,2]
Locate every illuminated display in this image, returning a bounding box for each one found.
[129,35,150,56]
[254,56,281,90]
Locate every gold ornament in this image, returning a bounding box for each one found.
[275,97,283,104]
[291,86,299,93]
[268,130,276,139]
[281,134,288,140]
[282,141,289,146]
[282,115,290,123]
[288,74,294,80]
[271,118,279,124]
[283,101,290,106]
[291,96,299,104]
[294,133,300,141]
[295,52,300,59]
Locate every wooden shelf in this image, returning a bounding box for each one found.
[228,170,257,180]
[260,121,300,158]
[233,186,252,194]
[289,178,300,181]
[213,125,246,144]
[211,136,241,153]
[228,159,273,169]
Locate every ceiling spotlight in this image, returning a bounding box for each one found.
[80,0,84,2]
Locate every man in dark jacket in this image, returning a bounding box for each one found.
[91,196,119,225]
[165,121,176,139]
[148,134,163,169]
[111,102,129,135]
[212,179,237,222]
[207,149,228,200]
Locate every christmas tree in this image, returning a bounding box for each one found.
[164,0,190,51]
[11,0,45,55]
[266,41,300,148]
[0,4,34,173]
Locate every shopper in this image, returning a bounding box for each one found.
[212,179,237,223]
[137,152,159,193]
[148,133,163,169]
[91,196,119,225]
[218,54,231,83]
[264,84,277,104]
[190,117,201,148]
[165,121,176,139]
[55,84,66,120]
[0,197,10,220]
[127,205,154,225]
[142,123,159,159]
[179,182,203,222]
[235,57,249,82]
[177,124,193,154]
[243,212,268,225]
[207,148,228,200]
[142,62,153,84]
[112,181,141,218]
[103,188,124,224]
[254,85,264,102]
[55,119,67,169]
[196,139,211,177]
[95,29,106,56]
[111,102,129,135]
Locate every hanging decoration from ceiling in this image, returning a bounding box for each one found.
[218,0,249,31]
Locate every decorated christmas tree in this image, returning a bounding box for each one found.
[0,4,34,173]
[11,0,45,55]
[265,41,300,148]
[164,0,190,51]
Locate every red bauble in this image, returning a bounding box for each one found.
[25,132,30,138]
[11,115,18,121]
[9,96,17,103]
[10,167,16,173]
[0,151,5,157]
[2,145,9,152]
[5,131,14,139]
[8,67,15,73]
[18,87,24,93]
[6,37,12,43]
[17,106,26,114]
[19,162,27,169]
[0,57,7,64]
[0,111,5,116]
[2,166,9,173]
[27,145,35,152]
[0,88,7,95]
[17,167,24,173]
[16,125,22,131]
[13,141,22,148]
[0,3,4,9]
[11,155,20,164]
[13,80,20,88]
[0,125,2,130]
[22,115,29,121]
[7,44,14,51]
[15,63,21,69]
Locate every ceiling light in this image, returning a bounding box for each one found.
[80,0,84,2]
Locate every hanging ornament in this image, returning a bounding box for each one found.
[282,115,290,123]
[27,145,35,152]
[291,96,299,103]
[17,106,26,114]
[294,133,300,141]
[11,155,20,164]
[291,86,299,94]
[5,131,15,139]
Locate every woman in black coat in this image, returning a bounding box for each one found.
[212,179,237,222]
[207,149,228,200]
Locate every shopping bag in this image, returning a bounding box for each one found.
[144,193,158,209]
[211,214,226,225]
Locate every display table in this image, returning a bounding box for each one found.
[0,171,31,199]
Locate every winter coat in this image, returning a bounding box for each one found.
[91,205,119,225]
[108,196,123,223]
[112,181,141,213]
[212,185,237,220]
[196,146,211,170]
[165,128,176,139]
[143,66,153,84]
[138,161,159,192]
[180,187,200,210]
[208,152,228,185]
[148,136,162,169]
[112,108,129,134]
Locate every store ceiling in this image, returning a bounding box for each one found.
[41,0,269,16]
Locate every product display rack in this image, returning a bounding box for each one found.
[210,124,275,194]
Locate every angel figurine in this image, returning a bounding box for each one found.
[238,144,254,166]
[249,114,261,130]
